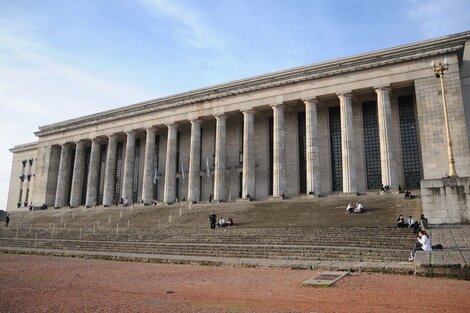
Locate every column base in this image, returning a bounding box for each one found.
[340,192,359,197]
[236,198,253,203]
[301,193,321,199]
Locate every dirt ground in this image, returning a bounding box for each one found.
[0,254,469,313]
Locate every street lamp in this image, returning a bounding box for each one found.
[432,58,457,177]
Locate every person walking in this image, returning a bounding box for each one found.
[5,214,10,228]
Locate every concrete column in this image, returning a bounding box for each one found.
[376,87,398,189]
[85,139,101,206]
[142,128,156,204]
[121,131,136,202]
[54,143,72,207]
[339,93,357,194]
[164,124,177,204]
[103,134,118,206]
[70,141,85,207]
[272,104,287,197]
[188,120,202,203]
[214,114,227,201]
[242,110,256,199]
[304,98,321,195]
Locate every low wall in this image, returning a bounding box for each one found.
[421,177,470,224]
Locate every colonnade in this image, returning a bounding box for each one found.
[51,87,398,207]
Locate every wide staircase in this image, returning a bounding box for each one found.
[0,193,421,273]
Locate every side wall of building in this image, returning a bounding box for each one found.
[6,148,37,211]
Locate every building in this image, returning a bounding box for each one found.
[7,32,470,216]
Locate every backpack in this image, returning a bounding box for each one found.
[432,244,443,250]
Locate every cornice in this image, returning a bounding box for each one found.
[9,141,39,153]
[35,31,470,137]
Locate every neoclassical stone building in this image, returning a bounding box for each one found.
[7,31,470,212]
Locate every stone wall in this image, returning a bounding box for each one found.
[421,177,470,224]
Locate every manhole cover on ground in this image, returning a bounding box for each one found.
[303,271,349,287]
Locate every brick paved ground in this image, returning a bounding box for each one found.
[1,254,469,313]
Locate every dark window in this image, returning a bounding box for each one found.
[268,117,274,195]
[114,142,123,202]
[199,128,203,170]
[398,95,421,187]
[199,175,203,202]
[330,107,342,191]
[239,172,243,198]
[175,177,180,201]
[97,144,107,205]
[362,101,382,189]
[298,112,307,194]
[132,139,141,202]
[153,135,160,200]
[176,132,181,173]
[67,149,76,205]
[81,147,91,205]
[240,119,244,157]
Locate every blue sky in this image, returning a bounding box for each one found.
[1,0,469,209]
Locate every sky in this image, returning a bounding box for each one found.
[1,0,469,210]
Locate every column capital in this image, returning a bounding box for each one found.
[214,114,227,120]
[337,92,353,99]
[302,98,319,105]
[125,130,137,136]
[242,109,255,115]
[270,103,284,109]
[190,119,202,126]
[145,127,156,134]
[166,123,178,130]
[59,142,72,148]
[374,86,392,93]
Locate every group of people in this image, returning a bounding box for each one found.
[209,212,234,229]
[395,213,434,261]
[396,213,428,232]
[345,202,365,214]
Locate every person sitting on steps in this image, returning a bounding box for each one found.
[409,229,432,261]
[397,215,406,228]
[354,202,364,213]
[217,217,226,227]
[346,203,354,214]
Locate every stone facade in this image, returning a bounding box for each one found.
[7,32,470,220]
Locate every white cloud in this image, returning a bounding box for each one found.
[407,0,470,37]
[138,0,226,50]
[0,16,154,210]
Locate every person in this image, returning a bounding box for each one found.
[246,194,253,201]
[208,194,213,203]
[404,190,416,199]
[396,215,406,228]
[409,230,432,261]
[420,213,429,230]
[346,203,354,214]
[281,192,286,200]
[407,216,415,228]
[218,217,226,227]
[227,217,233,226]
[124,197,129,207]
[209,212,217,229]
[354,202,364,213]
[398,185,403,193]
[114,199,119,207]
[5,214,10,227]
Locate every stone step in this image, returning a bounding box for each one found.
[0,238,409,262]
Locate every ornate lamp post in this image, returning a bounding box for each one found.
[432,58,457,177]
